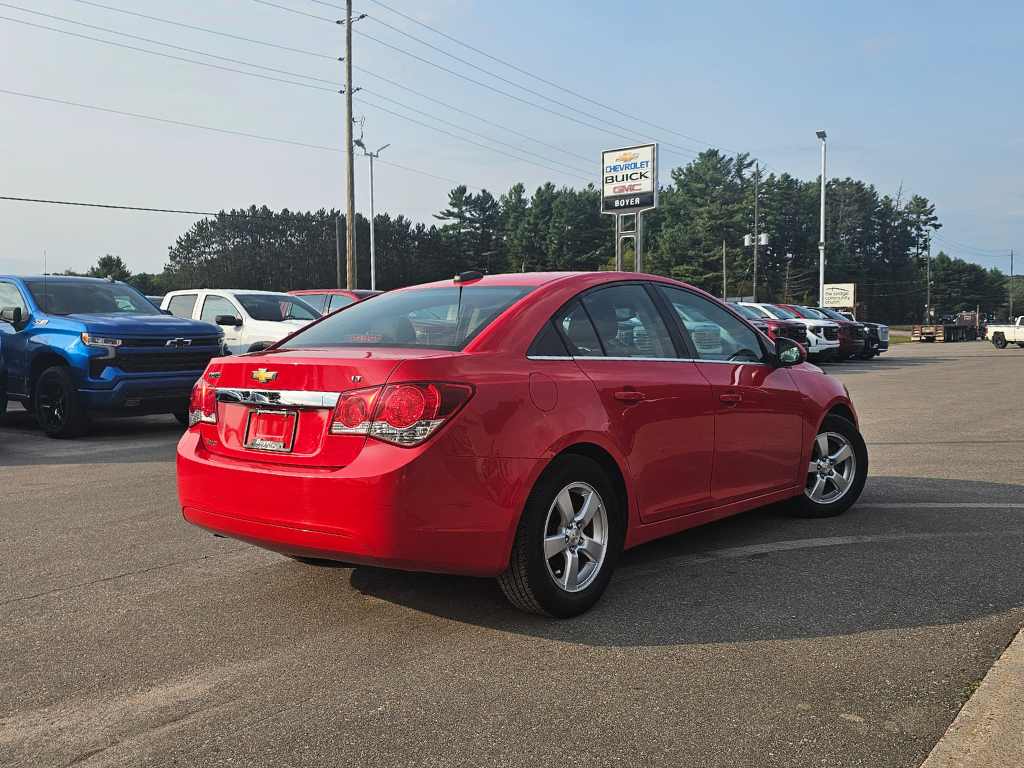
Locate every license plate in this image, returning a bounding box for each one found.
[244,409,298,452]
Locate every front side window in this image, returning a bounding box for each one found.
[579,285,676,358]
[280,286,532,350]
[555,301,603,357]
[234,294,320,322]
[24,280,162,316]
[166,293,198,318]
[200,295,239,324]
[0,282,28,314]
[658,287,767,364]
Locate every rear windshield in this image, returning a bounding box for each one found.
[766,305,799,319]
[279,286,533,350]
[235,293,320,322]
[25,280,162,316]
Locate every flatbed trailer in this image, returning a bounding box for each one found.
[911,324,979,342]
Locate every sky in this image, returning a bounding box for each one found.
[0,0,1021,277]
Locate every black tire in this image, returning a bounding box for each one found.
[173,411,190,427]
[992,334,1007,349]
[0,369,8,420]
[792,414,868,519]
[247,341,273,353]
[1017,343,1024,349]
[498,455,623,618]
[35,366,91,439]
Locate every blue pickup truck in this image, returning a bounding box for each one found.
[0,276,223,438]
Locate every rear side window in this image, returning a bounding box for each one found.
[555,302,603,356]
[527,321,570,357]
[200,295,238,324]
[328,294,355,312]
[280,286,533,350]
[166,294,197,318]
[298,293,327,313]
[580,285,676,358]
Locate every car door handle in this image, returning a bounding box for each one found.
[614,390,645,403]
[719,392,742,404]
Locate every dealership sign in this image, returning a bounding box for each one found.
[601,143,658,213]
[823,283,857,308]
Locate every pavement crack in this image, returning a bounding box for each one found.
[0,556,213,607]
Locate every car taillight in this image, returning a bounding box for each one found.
[330,382,473,446]
[188,379,217,427]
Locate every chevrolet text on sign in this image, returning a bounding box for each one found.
[601,143,658,213]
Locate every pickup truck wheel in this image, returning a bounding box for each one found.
[35,366,91,439]
[1017,343,1024,349]
[992,333,1007,349]
[0,377,7,420]
[792,415,868,519]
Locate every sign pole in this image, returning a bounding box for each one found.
[635,213,644,273]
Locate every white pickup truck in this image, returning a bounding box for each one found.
[986,316,1024,348]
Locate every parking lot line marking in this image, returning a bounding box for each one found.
[857,503,1024,509]
[614,529,1024,583]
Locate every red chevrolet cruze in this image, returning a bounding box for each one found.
[177,272,868,617]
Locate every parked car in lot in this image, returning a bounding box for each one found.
[288,289,381,315]
[0,276,223,438]
[178,272,868,617]
[739,302,840,362]
[0,337,7,416]
[835,310,889,358]
[729,303,810,350]
[161,289,321,354]
[985,316,1024,348]
[779,305,865,361]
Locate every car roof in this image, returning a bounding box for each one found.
[1,275,130,285]
[166,288,293,296]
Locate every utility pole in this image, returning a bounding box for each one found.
[752,161,759,302]
[925,231,932,322]
[344,0,356,290]
[1011,249,1015,321]
[817,131,827,305]
[722,240,727,300]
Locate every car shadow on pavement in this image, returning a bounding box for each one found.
[340,475,1024,647]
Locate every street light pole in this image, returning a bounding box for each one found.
[752,161,760,303]
[816,131,827,305]
[926,231,932,321]
[362,143,389,291]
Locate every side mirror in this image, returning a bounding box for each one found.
[215,314,242,327]
[775,337,806,366]
[0,306,22,325]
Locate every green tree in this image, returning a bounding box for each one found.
[86,255,132,282]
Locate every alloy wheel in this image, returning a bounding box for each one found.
[542,482,609,593]
[805,432,857,504]
[37,379,68,430]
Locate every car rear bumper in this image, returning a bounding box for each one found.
[176,431,535,577]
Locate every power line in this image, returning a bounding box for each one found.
[34,0,599,166]
[355,0,737,154]
[359,89,592,177]
[0,196,296,218]
[0,3,341,86]
[0,14,336,92]
[63,0,340,61]
[932,233,1011,256]
[251,0,697,160]
[354,95,592,183]
[0,88,481,189]
[1,10,589,181]
[309,0,707,156]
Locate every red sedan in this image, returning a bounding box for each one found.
[178,272,868,617]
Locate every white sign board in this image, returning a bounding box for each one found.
[823,283,857,308]
[601,144,658,214]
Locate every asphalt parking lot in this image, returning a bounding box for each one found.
[2,340,1022,768]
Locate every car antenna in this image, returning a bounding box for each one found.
[453,271,484,321]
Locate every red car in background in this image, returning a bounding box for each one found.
[178,272,868,617]
[729,303,810,351]
[289,289,382,315]
[777,304,865,361]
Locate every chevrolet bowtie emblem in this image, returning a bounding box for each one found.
[251,368,278,384]
[616,152,639,163]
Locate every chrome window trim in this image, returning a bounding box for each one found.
[216,388,340,408]
[525,355,574,361]
[529,354,770,367]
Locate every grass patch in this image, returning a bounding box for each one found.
[959,680,983,701]
[887,335,916,344]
